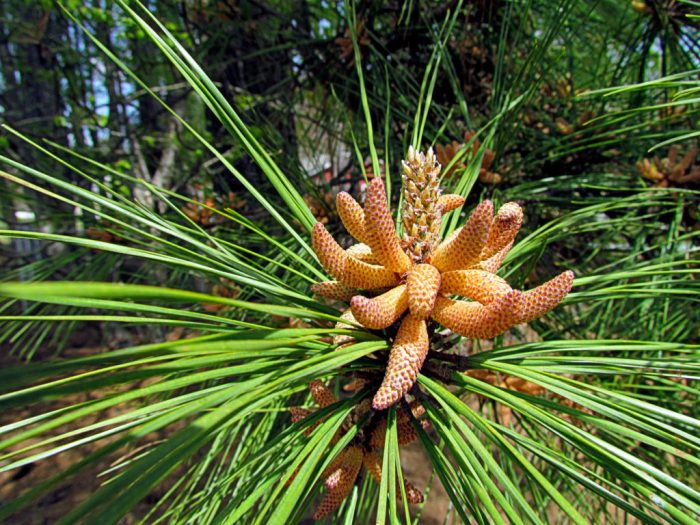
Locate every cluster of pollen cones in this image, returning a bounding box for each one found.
[311,147,574,411]
[289,380,427,519]
[636,145,700,188]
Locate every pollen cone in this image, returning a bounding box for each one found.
[322,447,355,489]
[516,271,574,324]
[289,407,312,424]
[333,308,357,346]
[438,194,465,213]
[346,243,377,263]
[345,254,400,289]
[480,202,523,260]
[431,290,522,339]
[311,280,356,302]
[364,178,412,273]
[350,285,409,330]
[373,314,429,410]
[478,241,513,273]
[309,379,337,408]
[289,407,318,437]
[312,222,398,290]
[313,446,363,519]
[312,222,347,280]
[336,191,368,244]
[369,401,428,449]
[431,200,493,272]
[439,269,512,304]
[406,264,441,319]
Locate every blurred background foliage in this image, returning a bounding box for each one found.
[0,0,698,523]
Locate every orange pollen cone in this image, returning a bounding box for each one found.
[406,264,442,318]
[344,254,400,289]
[364,178,412,273]
[345,243,377,263]
[350,285,409,330]
[515,270,575,324]
[309,379,338,408]
[439,269,512,304]
[431,200,493,272]
[437,194,466,213]
[478,241,513,273]
[313,446,362,519]
[373,314,429,410]
[480,202,523,260]
[311,280,357,302]
[333,308,357,346]
[312,222,398,290]
[431,291,522,339]
[336,191,369,244]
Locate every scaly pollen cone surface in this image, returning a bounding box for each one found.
[288,381,427,518]
[311,146,574,410]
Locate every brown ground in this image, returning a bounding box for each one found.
[400,440,451,525]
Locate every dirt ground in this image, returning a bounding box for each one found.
[400,440,452,525]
